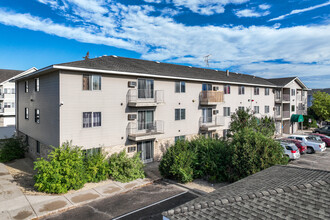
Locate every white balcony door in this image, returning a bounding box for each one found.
[138,110,154,130]
[138,79,154,99]
[202,108,212,123]
[138,141,154,163]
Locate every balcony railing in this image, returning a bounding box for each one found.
[283,111,290,118]
[0,108,4,113]
[127,120,164,141]
[199,115,225,131]
[282,94,290,102]
[200,91,224,105]
[275,111,281,119]
[297,110,307,115]
[0,94,4,99]
[127,89,164,107]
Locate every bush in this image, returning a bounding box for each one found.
[84,152,110,183]
[230,128,288,182]
[108,151,145,183]
[0,136,27,163]
[159,140,196,183]
[34,142,86,194]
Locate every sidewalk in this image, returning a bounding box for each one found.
[0,163,158,220]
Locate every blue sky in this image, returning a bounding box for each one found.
[0,0,329,88]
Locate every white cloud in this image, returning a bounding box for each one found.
[259,4,270,10]
[269,1,330,21]
[235,9,270,18]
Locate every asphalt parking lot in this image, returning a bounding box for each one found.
[288,148,330,171]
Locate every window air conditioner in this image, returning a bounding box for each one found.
[213,110,219,114]
[213,86,219,91]
[128,81,137,88]
[128,114,137,120]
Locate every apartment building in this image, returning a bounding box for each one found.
[15,56,282,161]
[267,77,309,135]
[0,68,37,127]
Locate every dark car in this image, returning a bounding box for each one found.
[314,126,330,135]
[312,133,330,147]
[281,138,307,154]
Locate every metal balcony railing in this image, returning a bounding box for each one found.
[283,111,290,118]
[282,94,290,101]
[127,89,164,106]
[275,111,281,119]
[127,120,164,141]
[199,116,225,131]
[199,91,224,105]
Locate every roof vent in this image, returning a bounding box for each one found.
[155,61,160,63]
[226,70,229,76]
[112,55,117,58]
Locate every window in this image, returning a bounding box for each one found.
[291,89,296,96]
[83,75,101,91]
[138,79,154,98]
[265,88,270,96]
[202,108,212,123]
[93,112,101,127]
[175,81,185,93]
[265,106,270,113]
[254,87,260,95]
[83,112,92,128]
[25,108,29,119]
[223,107,231,116]
[224,85,230,94]
[84,148,101,156]
[238,106,244,111]
[202,84,212,91]
[238,86,245,95]
[292,105,295,111]
[138,110,154,130]
[223,129,229,139]
[35,78,40,92]
[25,81,29,93]
[254,106,259,114]
[83,112,101,128]
[36,141,40,154]
[4,102,14,108]
[175,136,185,142]
[175,109,186,120]
[35,109,40,123]
[127,146,136,153]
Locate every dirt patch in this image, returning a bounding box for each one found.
[39,200,67,212]
[124,183,137,189]
[104,186,121,194]
[0,172,8,176]
[12,210,33,220]
[71,193,99,203]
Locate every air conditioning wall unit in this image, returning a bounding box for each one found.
[128,114,137,120]
[128,81,137,88]
[213,110,219,114]
[213,86,219,91]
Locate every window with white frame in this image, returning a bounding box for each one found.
[175,108,186,120]
[291,89,296,96]
[4,102,15,108]
[238,86,245,95]
[25,81,29,93]
[83,112,101,128]
[254,106,259,114]
[35,78,40,92]
[224,85,230,94]
[254,87,260,95]
[83,75,101,90]
[265,88,270,96]
[223,107,231,116]
[25,108,29,119]
[35,109,40,123]
[175,81,186,93]
[238,106,244,111]
[265,106,270,113]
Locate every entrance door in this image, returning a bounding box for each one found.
[137,141,154,163]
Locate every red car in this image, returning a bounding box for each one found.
[311,133,330,147]
[281,138,307,154]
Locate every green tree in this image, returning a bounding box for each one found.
[311,91,330,121]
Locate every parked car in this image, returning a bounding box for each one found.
[280,142,300,160]
[281,138,307,154]
[287,135,326,154]
[313,126,330,135]
[311,133,330,147]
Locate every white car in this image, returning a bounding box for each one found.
[280,142,300,160]
[287,135,326,154]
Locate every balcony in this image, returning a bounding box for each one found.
[275,96,282,103]
[297,110,307,115]
[275,112,282,120]
[200,91,224,105]
[127,89,164,107]
[283,111,290,119]
[0,108,4,113]
[282,94,290,102]
[127,120,164,141]
[199,116,225,132]
[0,94,4,99]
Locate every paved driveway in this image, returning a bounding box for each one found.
[288,149,330,171]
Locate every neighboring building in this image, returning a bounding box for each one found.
[266,77,309,135]
[307,88,330,107]
[0,68,37,127]
[162,165,330,219]
[14,56,277,161]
